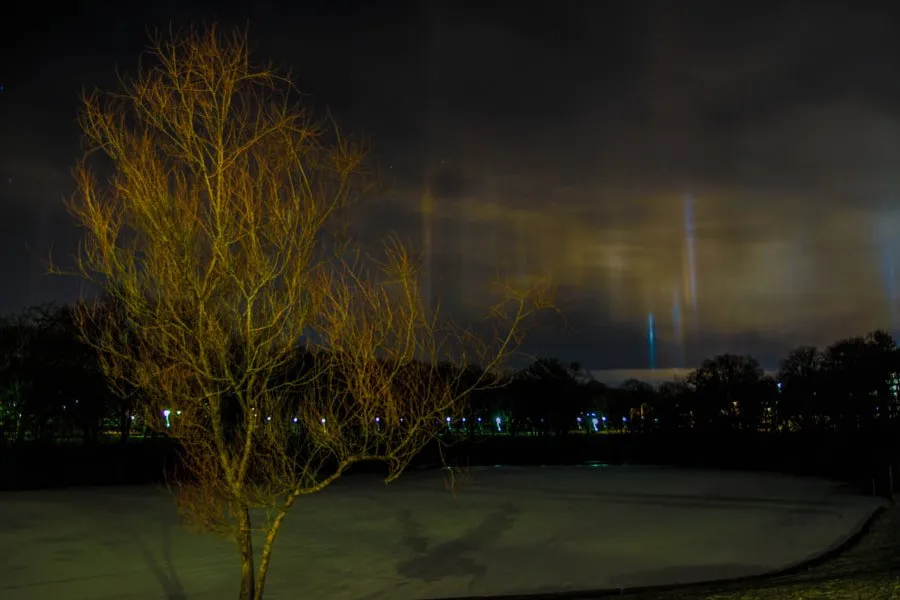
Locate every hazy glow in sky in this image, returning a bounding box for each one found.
[388,168,900,370]
[3,1,900,370]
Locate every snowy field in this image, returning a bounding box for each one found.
[0,465,886,600]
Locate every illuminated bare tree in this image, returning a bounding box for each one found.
[57,26,549,600]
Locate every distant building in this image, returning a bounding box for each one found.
[888,372,900,419]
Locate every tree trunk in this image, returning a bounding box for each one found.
[253,510,289,600]
[118,408,132,445]
[237,507,256,600]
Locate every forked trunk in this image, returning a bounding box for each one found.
[237,507,256,600]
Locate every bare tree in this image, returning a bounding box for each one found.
[57,26,549,600]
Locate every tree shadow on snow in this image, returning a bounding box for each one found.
[130,508,187,600]
[393,501,519,591]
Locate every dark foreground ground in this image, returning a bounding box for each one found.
[615,501,900,600]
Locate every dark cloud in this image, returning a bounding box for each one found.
[3,0,900,371]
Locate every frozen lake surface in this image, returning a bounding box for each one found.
[0,465,886,599]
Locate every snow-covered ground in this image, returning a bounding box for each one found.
[0,465,886,599]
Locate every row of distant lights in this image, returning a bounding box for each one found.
[575,412,630,432]
[159,410,505,431]
[444,416,503,432]
[158,411,633,433]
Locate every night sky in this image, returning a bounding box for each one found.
[3,0,900,374]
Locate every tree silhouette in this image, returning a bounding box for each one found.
[776,346,824,431]
[618,379,656,431]
[0,312,33,444]
[822,331,898,432]
[687,354,765,430]
[519,358,583,435]
[658,379,692,430]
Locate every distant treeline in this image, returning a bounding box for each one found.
[2,431,896,496]
[2,303,900,446]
